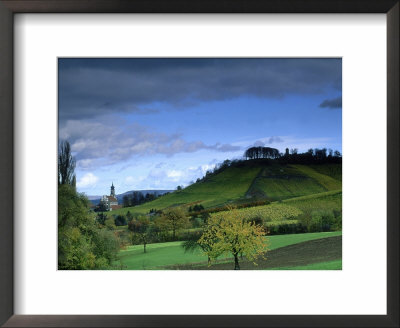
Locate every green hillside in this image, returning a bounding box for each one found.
[246,164,341,202]
[247,165,322,200]
[308,164,342,181]
[293,165,342,190]
[108,162,341,217]
[110,165,262,215]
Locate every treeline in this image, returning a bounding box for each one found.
[245,146,341,163]
[188,200,270,219]
[122,191,166,208]
[244,146,280,159]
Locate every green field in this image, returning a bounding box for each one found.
[115,231,342,270]
[174,235,342,270]
[275,259,342,270]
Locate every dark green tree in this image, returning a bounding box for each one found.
[96,212,107,225]
[126,211,134,222]
[122,195,130,207]
[58,141,76,185]
[114,215,127,226]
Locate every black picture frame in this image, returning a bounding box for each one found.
[0,1,398,327]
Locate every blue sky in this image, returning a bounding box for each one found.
[58,58,342,196]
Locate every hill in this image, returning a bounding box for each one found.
[108,160,342,216]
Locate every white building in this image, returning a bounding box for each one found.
[100,182,120,211]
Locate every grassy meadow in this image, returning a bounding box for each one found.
[115,231,342,270]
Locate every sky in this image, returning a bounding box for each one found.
[58,58,342,196]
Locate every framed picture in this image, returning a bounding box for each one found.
[0,0,398,327]
[58,56,344,272]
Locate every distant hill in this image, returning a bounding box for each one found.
[107,160,342,216]
[88,189,173,205]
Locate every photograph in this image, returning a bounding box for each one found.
[58,58,342,270]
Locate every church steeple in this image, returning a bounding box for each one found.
[110,182,115,197]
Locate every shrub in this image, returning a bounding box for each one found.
[96,212,107,225]
[302,210,336,232]
[190,217,204,228]
[267,223,307,235]
[332,209,342,230]
[104,217,116,230]
[126,211,134,223]
[114,215,127,226]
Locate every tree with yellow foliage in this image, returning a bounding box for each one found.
[198,207,268,270]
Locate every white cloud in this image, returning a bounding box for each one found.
[139,162,218,189]
[167,170,184,180]
[125,176,135,184]
[123,175,146,187]
[77,159,94,169]
[76,173,99,188]
[200,164,216,174]
[60,119,240,169]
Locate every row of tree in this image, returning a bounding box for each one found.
[120,206,267,270]
[244,146,280,160]
[244,146,341,162]
[122,191,159,208]
[126,207,189,253]
[279,147,342,164]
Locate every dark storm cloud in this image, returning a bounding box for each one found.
[58,58,342,122]
[319,96,342,109]
[267,136,284,144]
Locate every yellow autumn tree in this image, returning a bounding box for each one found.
[198,207,268,270]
